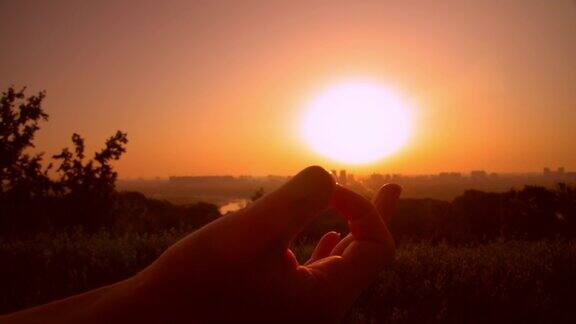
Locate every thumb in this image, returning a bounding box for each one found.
[308,185,400,307]
[373,183,402,224]
[330,183,401,256]
[243,165,336,246]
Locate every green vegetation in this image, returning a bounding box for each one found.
[2,232,575,323]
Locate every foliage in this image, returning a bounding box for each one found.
[2,233,575,323]
[112,191,220,233]
[0,86,130,234]
[0,88,53,233]
[345,239,576,323]
[0,85,220,237]
[0,229,185,313]
[0,87,50,196]
[389,184,576,243]
[51,131,128,230]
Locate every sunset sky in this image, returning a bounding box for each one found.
[2,0,576,177]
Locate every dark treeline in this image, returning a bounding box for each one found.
[391,184,576,243]
[0,87,219,238]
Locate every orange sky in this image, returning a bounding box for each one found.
[2,0,576,177]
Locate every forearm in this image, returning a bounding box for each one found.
[0,277,144,324]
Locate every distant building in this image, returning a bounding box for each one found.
[365,173,386,191]
[339,170,348,185]
[543,167,568,178]
[169,175,235,184]
[330,170,338,182]
[438,172,462,181]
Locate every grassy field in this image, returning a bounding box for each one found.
[2,232,575,323]
[346,240,576,323]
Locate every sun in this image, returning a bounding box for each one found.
[300,80,413,164]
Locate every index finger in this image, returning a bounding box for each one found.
[190,166,335,256]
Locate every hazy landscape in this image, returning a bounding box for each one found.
[118,168,575,207]
[2,89,575,320]
[2,0,576,323]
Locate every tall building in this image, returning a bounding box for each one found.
[330,170,338,182]
[544,167,568,178]
[339,170,347,185]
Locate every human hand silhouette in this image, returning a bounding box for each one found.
[125,166,401,323]
[1,166,401,323]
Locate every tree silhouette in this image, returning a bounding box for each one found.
[0,87,51,197]
[0,87,53,233]
[51,131,128,230]
[0,86,128,234]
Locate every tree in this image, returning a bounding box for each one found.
[0,87,51,197]
[0,87,53,233]
[51,131,128,229]
[0,86,128,234]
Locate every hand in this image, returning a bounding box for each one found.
[1,166,401,323]
[131,166,401,322]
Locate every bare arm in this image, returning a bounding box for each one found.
[1,166,400,323]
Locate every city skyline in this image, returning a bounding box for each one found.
[125,166,574,180]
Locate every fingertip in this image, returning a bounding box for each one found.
[306,231,343,264]
[291,165,336,209]
[378,183,402,199]
[320,231,342,245]
[374,183,402,223]
[296,165,336,191]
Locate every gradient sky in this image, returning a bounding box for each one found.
[2,0,575,177]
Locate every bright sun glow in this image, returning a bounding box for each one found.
[301,80,412,164]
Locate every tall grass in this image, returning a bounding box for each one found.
[0,229,186,313]
[347,240,576,323]
[2,232,575,323]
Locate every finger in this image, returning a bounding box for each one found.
[329,233,353,256]
[243,165,335,244]
[309,186,400,305]
[330,185,401,256]
[192,166,335,258]
[331,185,389,242]
[372,184,402,223]
[305,231,341,265]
